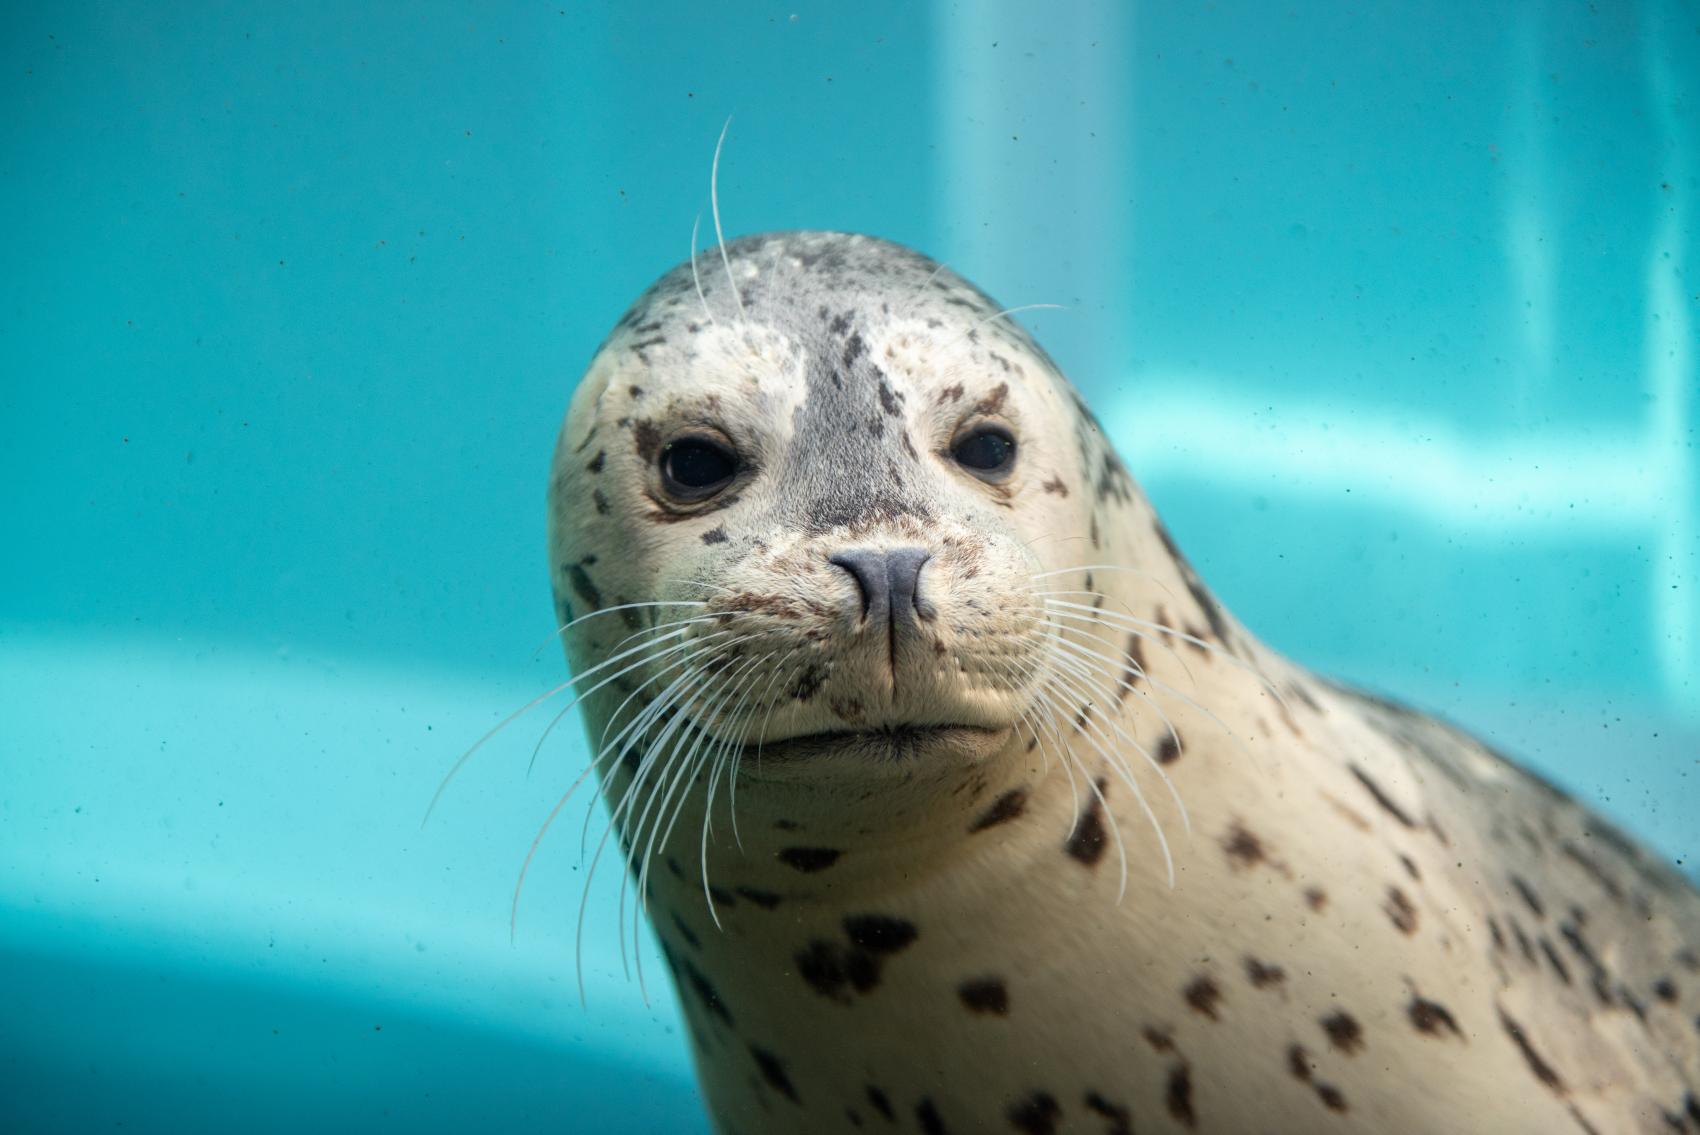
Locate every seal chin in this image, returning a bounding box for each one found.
[747,723,1012,764]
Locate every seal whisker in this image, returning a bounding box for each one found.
[616,638,765,988]
[534,600,711,658]
[727,662,789,850]
[424,623,715,826]
[628,664,754,986]
[1041,673,1173,893]
[511,639,735,954]
[640,655,765,936]
[1018,593,1201,690]
[601,665,725,995]
[683,655,772,924]
[627,647,767,981]
[696,652,772,856]
[586,628,739,782]
[709,117,745,321]
[1031,563,1184,606]
[1043,598,1289,711]
[526,618,729,778]
[1028,681,1131,893]
[1024,677,1086,834]
[1035,604,1266,780]
[1039,630,1193,837]
[689,213,717,328]
[1034,610,1189,764]
[582,635,758,856]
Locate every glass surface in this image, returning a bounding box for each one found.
[3,3,1694,1131]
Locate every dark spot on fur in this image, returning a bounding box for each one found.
[1041,476,1069,496]
[876,373,903,417]
[972,382,1009,417]
[1559,920,1615,1006]
[1007,1092,1059,1134]
[916,1098,947,1134]
[959,977,1009,1016]
[795,940,853,1002]
[1385,885,1418,934]
[1222,822,1265,869]
[735,886,782,910]
[592,488,610,514]
[1143,1026,1175,1052]
[632,419,663,462]
[1511,875,1546,919]
[937,382,965,403]
[1114,634,1147,702]
[670,913,701,950]
[683,959,733,1024]
[1316,1084,1348,1113]
[1082,1092,1132,1135]
[1288,1044,1313,1081]
[1155,732,1181,764]
[749,1045,798,1103]
[1305,886,1328,911]
[568,564,602,611]
[1511,917,1539,966]
[844,914,917,954]
[1165,1063,1195,1127]
[1347,764,1418,828]
[1540,937,1573,985]
[779,846,842,873]
[1499,1006,1564,1092]
[788,664,827,701]
[1653,977,1679,1003]
[1064,779,1108,866]
[1320,1011,1364,1054]
[1184,976,1222,1020]
[1399,853,1421,880]
[1245,957,1286,989]
[701,525,728,544]
[866,1086,894,1120]
[586,449,605,473]
[969,788,1028,833]
[1409,994,1463,1039]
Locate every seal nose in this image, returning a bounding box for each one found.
[829,547,935,631]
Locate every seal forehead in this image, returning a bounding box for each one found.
[608,231,1040,369]
[603,231,1059,534]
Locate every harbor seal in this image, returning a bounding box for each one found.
[544,230,1700,1134]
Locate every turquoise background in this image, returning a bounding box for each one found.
[3,2,1695,1131]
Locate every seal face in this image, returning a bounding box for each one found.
[547,232,1700,1134]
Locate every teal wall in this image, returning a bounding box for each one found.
[3,3,1696,1131]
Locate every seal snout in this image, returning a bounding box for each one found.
[828,546,937,636]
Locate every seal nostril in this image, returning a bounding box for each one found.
[883,548,932,626]
[829,548,932,632]
[829,550,889,622]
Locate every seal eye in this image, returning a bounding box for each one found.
[660,436,738,501]
[951,426,1017,478]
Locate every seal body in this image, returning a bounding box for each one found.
[546,232,1700,1134]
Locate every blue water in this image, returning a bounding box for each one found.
[3,3,1695,1131]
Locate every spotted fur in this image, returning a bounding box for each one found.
[546,232,1700,1134]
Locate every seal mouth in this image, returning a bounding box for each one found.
[743,723,1009,763]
